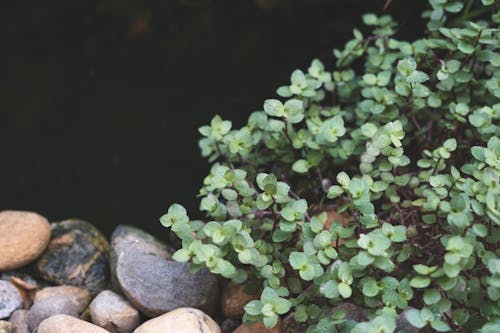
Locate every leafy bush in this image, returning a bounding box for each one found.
[161,0,499,332]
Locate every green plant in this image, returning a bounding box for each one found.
[161,0,499,332]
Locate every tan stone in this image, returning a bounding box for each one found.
[0,211,51,271]
[232,319,281,333]
[133,307,220,333]
[0,321,13,333]
[90,290,140,333]
[37,314,109,333]
[221,282,260,318]
[34,286,91,311]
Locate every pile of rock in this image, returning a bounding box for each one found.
[0,210,272,333]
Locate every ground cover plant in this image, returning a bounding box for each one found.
[161,0,500,331]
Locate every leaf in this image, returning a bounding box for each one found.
[405,309,427,328]
[458,41,475,54]
[338,282,352,298]
[244,300,263,316]
[320,280,339,299]
[431,319,451,332]
[172,249,191,262]
[263,314,279,328]
[289,252,308,269]
[410,275,431,288]
[272,298,292,314]
[423,288,442,305]
[292,159,310,173]
[362,278,379,297]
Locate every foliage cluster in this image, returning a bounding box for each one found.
[161,0,499,332]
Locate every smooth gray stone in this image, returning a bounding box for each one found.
[116,248,219,317]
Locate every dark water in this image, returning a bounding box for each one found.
[0,0,425,237]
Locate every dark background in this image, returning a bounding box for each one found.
[0,0,426,237]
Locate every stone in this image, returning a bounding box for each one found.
[220,318,240,333]
[282,313,307,333]
[110,225,173,291]
[7,309,29,333]
[0,281,22,319]
[36,219,110,295]
[27,296,80,331]
[37,314,109,333]
[233,319,281,333]
[221,282,260,318]
[0,321,13,333]
[396,308,420,333]
[331,303,367,323]
[116,247,218,317]
[90,290,140,333]
[34,286,91,311]
[0,211,51,271]
[133,307,220,333]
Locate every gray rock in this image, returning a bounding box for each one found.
[27,297,80,331]
[116,247,219,317]
[36,219,110,295]
[0,321,13,333]
[396,309,420,333]
[90,290,140,333]
[221,318,240,333]
[110,225,173,291]
[331,303,367,323]
[8,309,29,333]
[0,281,22,319]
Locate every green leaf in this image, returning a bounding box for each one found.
[263,314,279,328]
[338,282,352,298]
[362,278,379,297]
[431,319,451,332]
[423,288,442,305]
[458,41,475,54]
[405,309,427,328]
[361,123,378,137]
[244,300,263,316]
[320,280,339,299]
[289,252,308,269]
[410,275,431,288]
[292,159,310,173]
[172,249,191,262]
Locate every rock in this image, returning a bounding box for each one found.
[0,281,22,319]
[90,290,140,333]
[116,247,218,317]
[8,309,29,333]
[282,313,307,333]
[37,314,109,333]
[233,319,281,333]
[221,282,260,318]
[133,307,220,333]
[331,303,367,323]
[36,219,110,295]
[3,272,41,309]
[0,321,13,333]
[220,318,240,333]
[396,308,420,333]
[110,225,173,291]
[0,211,51,271]
[34,286,91,311]
[27,296,82,330]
